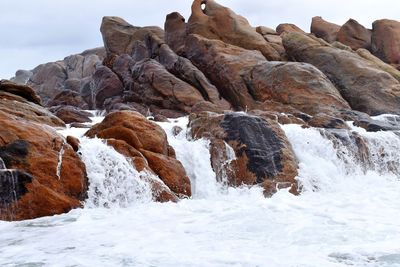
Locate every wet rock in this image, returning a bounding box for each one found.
[353,118,400,132]
[283,32,400,115]
[311,16,340,43]
[337,19,371,50]
[49,105,92,124]
[0,110,87,221]
[189,112,298,196]
[371,19,400,65]
[308,114,349,129]
[187,0,280,60]
[100,16,164,56]
[66,136,80,152]
[85,111,191,198]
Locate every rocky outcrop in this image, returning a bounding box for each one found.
[189,112,298,196]
[186,34,350,115]
[13,48,105,106]
[311,16,341,43]
[276,23,305,35]
[0,84,88,221]
[187,0,280,60]
[371,19,400,65]
[85,111,191,198]
[49,105,92,124]
[100,16,164,56]
[337,19,371,50]
[283,32,400,115]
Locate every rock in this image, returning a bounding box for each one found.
[337,19,371,50]
[0,80,41,105]
[0,90,65,127]
[130,58,205,113]
[92,65,124,108]
[186,34,350,115]
[311,16,341,43]
[308,114,349,129]
[100,16,164,56]
[353,118,400,132]
[0,111,87,221]
[187,0,280,60]
[85,111,191,198]
[189,112,298,196]
[276,23,305,35]
[356,48,400,82]
[371,19,400,65]
[11,70,33,84]
[25,48,104,105]
[49,105,92,124]
[256,26,277,35]
[66,136,80,152]
[185,34,265,110]
[47,89,89,109]
[164,12,187,55]
[283,32,400,115]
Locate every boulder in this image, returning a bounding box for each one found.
[187,0,280,60]
[311,16,340,43]
[164,12,187,55]
[92,65,124,108]
[0,80,41,105]
[256,26,277,35]
[189,112,298,196]
[85,111,191,198]
[100,16,164,56]
[186,34,350,115]
[337,19,371,50]
[371,19,400,65]
[283,32,400,115]
[276,23,305,35]
[47,89,89,109]
[49,105,92,124]
[0,110,87,221]
[356,48,400,82]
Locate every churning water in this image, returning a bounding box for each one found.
[0,115,400,267]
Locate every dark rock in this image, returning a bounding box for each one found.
[0,80,42,105]
[48,89,89,109]
[49,105,92,124]
[92,65,124,108]
[165,12,187,55]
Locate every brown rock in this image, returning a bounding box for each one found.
[47,89,89,109]
[308,114,349,129]
[0,110,87,221]
[337,19,371,50]
[256,26,277,35]
[311,16,340,43]
[0,80,41,105]
[49,105,92,124]
[186,34,350,115]
[164,12,187,55]
[66,136,80,152]
[100,16,164,56]
[85,111,191,198]
[140,149,191,197]
[187,0,280,60]
[371,19,400,64]
[276,23,305,35]
[283,32,400,115]
[92,65,124,108]
[189,112,298,196]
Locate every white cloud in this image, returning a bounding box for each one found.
[0,0,399,79]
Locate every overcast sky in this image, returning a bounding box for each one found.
[0,0,399,79]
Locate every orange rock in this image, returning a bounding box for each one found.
[311,16,340,43]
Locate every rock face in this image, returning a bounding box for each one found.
[337,19,371,50]
[85,111,191,199]
[14,48,105,106]
[164,12,187,55]
[283,32,400,115]
[0,82,88,221]
[311,16,341,43]
[100,16,164,56]
[187,0,280,60]
[190,112,298,195]
[276,23,305,35]
[371,19,400,65]
[186,34,350,115]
